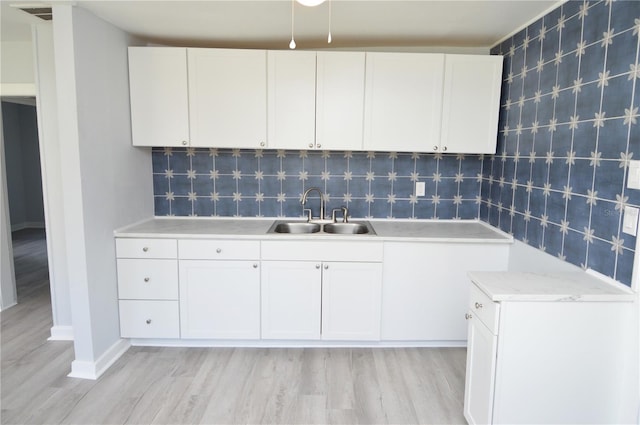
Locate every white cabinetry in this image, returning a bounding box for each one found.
[187,48,267,148]
[178,240,261,339]
[364,52,445,152]
[380,242,509,342]
[464,272,635,424]
[316,51,366,150]
[441,55,503,154]
[115,238,180,338]
[267,51,317,150]
[128,47,189,147]
[261,240,384,341]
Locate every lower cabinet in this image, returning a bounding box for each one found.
[179,260,260,339]
[119,300,180,338]
[261,261,382,341]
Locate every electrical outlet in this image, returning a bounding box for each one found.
[415,181,426,197]
[627,160,640,190]
[623,206,639,236]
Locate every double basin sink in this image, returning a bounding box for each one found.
[267,220,376,235]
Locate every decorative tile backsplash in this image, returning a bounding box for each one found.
[483,0,639,286]
[152,148,485,220]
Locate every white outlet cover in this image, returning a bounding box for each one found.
[623,206,639,236]
[627,160,640,190]
[415,181,426,197]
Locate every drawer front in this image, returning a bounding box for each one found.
[119,300,179,338]
[178,239,260,260]
[469,283,499,334]
[261,240,384,262]
[116,238,177,259]
[117,259,178,300]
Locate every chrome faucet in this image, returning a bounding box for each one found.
[301,187,325,222]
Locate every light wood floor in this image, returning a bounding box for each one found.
[2,230,468,424]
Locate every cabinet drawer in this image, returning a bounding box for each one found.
[116,238,177,259]
[119,300,179,338]
[470,284,499,334]
[117,259,178,300]
[261,241,383,262]
[178,239,260,260]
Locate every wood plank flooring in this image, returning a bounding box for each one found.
[2,230,468,424]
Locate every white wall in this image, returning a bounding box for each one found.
[52,4,153,379]
[0,40,35,96]
[32,23,73,340]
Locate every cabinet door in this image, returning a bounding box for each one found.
[381,242,509,341]
[316,52,365,151]
[267,51,317,150]
[463,312,497,425]
[441,55,503,154]
[261,261,321,339]
[128,47,189,147]
[179,260,260,339]
[188,48,267,148]
[321,262,382,341]
[364,52,444,152]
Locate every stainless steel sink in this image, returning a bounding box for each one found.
[270,221,322,234]
[323,222,373,234]
[267,220,375,235]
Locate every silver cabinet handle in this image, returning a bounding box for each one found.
[308,143,314,148]
[475,302,483,309]
[315,264,321,269]
[442,146,448,152]
[146,319,152,324]
[253,263,258,269]
[433,145,438,151]
[317,143,321,149]
[142,247,149,252]
[465,313,472,320]
[260,141,265,147]
[216,248,222,254]
[144,277,150,282]
[182,140,188,146]
[324,264,329,270]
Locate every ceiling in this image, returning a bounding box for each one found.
[1,0,562,50]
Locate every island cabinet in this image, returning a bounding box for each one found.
[260,240,383,341]
[115,238,180,338]
[464,272,636,425]
[178,240,261,339]
[380,242,509,342]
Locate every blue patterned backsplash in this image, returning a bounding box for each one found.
[483,0,639,286]
[152,148,486,220]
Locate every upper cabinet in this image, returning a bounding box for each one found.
[441,55,503,154]
[315,52,366,151]
[267,51,317,150]
[128,47,503,154]
[364,52,445,153]
[188,48,267,149]
[128,47,190,147]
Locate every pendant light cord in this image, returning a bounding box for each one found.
[328,0,332,44]
[289,0,296,49]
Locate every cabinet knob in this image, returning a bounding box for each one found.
[144,277,150,282]
[142,247,149,252]
[433,146,438,151]
[475,302,483,309]
[260,141,265,147]
[465,313,472,320]
[324,264,329,270]
[182,140,188,146]
[145,319,152,324]
[317,143,322,149]
[308,143,314,149]
[253,263,258,269]
[315,264,321,269]
[216,248,222,254]
[442,146,448,152]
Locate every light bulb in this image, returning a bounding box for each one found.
[289,38,296,49]
[328,32,332,44]
[296,0,325,6]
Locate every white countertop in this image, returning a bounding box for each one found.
[469,271,636,302]
[114,217,513,243]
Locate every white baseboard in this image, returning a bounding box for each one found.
[11,222,46,232]
[0,301,17,312]
[129,338,467,348]
[48,325,73,341]
[67,338,130,380]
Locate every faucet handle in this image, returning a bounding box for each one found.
[331,206,349,223]
[303,208,313,222]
